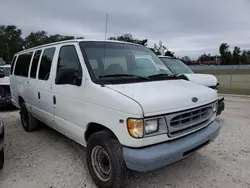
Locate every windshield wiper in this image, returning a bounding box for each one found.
[148,73,177,79]
[99,74,149,80]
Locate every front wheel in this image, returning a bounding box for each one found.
[86,130,129,188]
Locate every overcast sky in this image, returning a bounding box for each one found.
[0,0,250,59]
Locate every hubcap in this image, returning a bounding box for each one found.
[91,146,112,181]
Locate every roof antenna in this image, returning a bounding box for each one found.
[101,14,109,87]
[105,14,109,41]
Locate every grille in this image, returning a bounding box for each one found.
[165,104,213,137]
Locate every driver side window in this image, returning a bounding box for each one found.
[57,45,82,86]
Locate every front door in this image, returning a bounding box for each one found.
[52,43,86,145]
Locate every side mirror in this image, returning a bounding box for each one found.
[55,67,75,85]
[0,70,5,78]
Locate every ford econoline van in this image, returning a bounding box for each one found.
[10,40,220,188]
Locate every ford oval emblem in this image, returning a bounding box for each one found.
[192,97,198,103]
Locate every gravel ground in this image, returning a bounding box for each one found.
[0,95,250,188]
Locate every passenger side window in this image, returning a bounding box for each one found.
[30,50,42,78]
[57,45,82,86]
[14,52,33,77]
[10,56,17,75]
[38,48,55,80]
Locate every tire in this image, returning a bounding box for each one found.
[87,130,129,188]
[0,148,4,169]
[20,102,39,132]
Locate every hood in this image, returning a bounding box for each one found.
[184,74,217,87]
[106,80,218,116]
[0,76,10,85]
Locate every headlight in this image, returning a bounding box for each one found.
[212,102,218,113]
[144,119,159,134]
[144,117,167,135]
[127,117,167,138]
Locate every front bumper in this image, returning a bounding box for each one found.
[123,121,220,172]
[217,97,225,116]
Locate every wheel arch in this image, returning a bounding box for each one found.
[85,122,118,142]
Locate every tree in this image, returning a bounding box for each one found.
[247,50,250,64]
[24,31,76,49]
[0,25,23,63]
[108,34,148,46]
[219,43,229,56]
[152,41,167,55]
[219,43,233,65]
[181,56,192,64]
[47,34,74,43]
[23,31,48,48]
[0,25,84,63]
[165,50,175,57]
[242,50,250,65]
[232,46,241,64]
[199,53,211,61]
[241,50,247,64]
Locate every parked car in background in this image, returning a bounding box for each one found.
[0,120,4,169]
[0,64,12,108]
[10,40,220,188]
[159,56,225,116]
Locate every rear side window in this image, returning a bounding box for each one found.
[38,47,55,80]
[30,50,42,78]
[10,56,17,75]
[57,45,82,86]
[14,52,33,77]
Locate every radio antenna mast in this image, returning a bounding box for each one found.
[105,14,109,41]
[101,14,109,87]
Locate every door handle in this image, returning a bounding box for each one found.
[38,92,40,99]
[53,96,56,105]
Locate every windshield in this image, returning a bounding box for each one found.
[80,42,173,84]
[160,58,194,74]
[0,67,10,76]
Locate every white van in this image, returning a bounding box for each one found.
[10,40,220,188]
[159,56,225,116]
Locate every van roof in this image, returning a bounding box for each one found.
[158,55,174,59]
[15,39,142,55]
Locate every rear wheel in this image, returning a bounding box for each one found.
[20,102,39,132]
[87,130,129,188]
[0,148,4,169]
